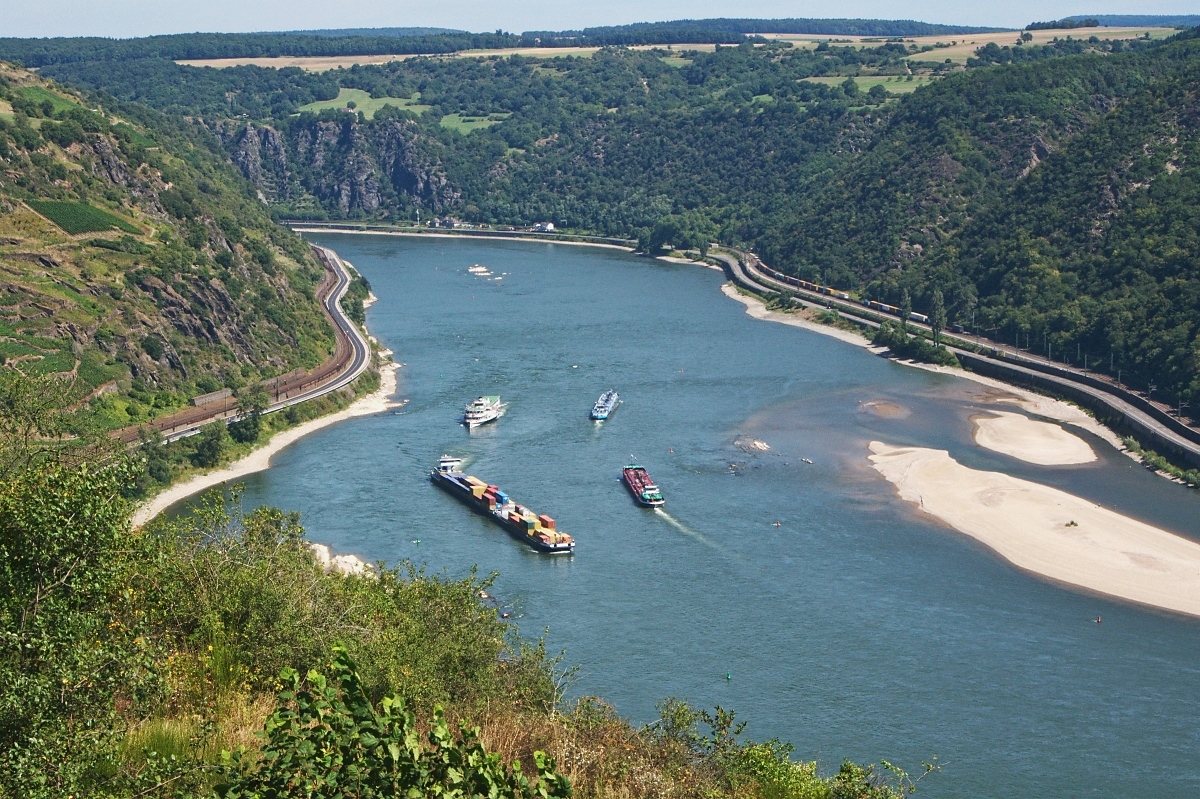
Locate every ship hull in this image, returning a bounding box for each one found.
[622,470,665,507]
[431,470,574,554]
[590,392,620,420]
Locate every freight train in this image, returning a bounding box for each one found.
[762,266,929,324]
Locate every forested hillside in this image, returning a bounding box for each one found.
[23,25,1200,405]
[0,64,336,433]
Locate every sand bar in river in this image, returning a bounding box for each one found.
[869,441,1200,618]
[973,411,1097,466]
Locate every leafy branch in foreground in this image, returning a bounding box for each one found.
[216,645,571,799]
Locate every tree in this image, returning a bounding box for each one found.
[193,419,228,467]
[229,384,270,444]
[931,289,946,345]
[867,83,888,102]
[0,369,149,797]
[842,77,860,97]
[900,289,912,334]
[216,645,572,799]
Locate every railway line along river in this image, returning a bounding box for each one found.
[194,233,1200,799]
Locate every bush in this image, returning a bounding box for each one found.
[872,321,958,367]
[191,419,227,467]
[215,646,571,799]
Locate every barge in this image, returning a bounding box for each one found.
[431,456,574,554]
[623,463,665,507]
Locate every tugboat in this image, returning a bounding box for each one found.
[590,390,620,420]
[463,396,504,428]
[431,456,574,553]
[623,462,665,507]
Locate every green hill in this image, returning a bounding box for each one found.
[24,25,1200,405]
[0,64,336,431]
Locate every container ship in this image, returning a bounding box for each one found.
[463,395,504,428]
[590,390,620,420]
[623,463,665,507]
[431,456,575,554]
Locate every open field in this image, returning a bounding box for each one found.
[174,28,1177,72]
[13,84,81,114]
[762,27,1177,63]
[439,112,511,133]
[297,87,430,118]
[26,200,141,235]
[178,42,722,71]
[802,74,937,93]
[179,53,422,71]
[0,99,12,122]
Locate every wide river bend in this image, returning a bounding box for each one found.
[215,234,1200,799]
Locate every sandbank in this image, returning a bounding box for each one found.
[291,226,635,252]
[869,442,1200,618]
[720,283,873,349]
[720,283,1124,453]
[131,361,401,528]
[973,411,1097,466]
[904,362,1123,450]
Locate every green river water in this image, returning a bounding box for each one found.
[209,233,1200,798]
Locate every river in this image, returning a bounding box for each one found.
[219,233,1200,798]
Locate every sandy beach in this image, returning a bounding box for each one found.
[904,361,1124,450]
[869,441,1200,618]
[291,226,635,252]
[132,360,401,528]
[973,411,1097,466]
[720,283,875,349]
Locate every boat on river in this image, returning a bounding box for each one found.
[431,456,575,554]
[623,463,665,507]
[464,395,504,428]
[590,390,620,420]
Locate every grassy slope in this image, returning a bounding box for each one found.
[0,64,336,430]
[297,86,431,118]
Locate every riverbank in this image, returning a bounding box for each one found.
[723,283,1129,454]
[291,226,635,251]
[869,442,1200,619]
[720,282,874,349]
[131,360,401,528]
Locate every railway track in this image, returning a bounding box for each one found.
[116,244,372,444]
[713,247,1200,469]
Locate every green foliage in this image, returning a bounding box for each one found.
[26,199,141,234]
[216,645,571,799]
[872,321,959,366]
[192,419,227,467]
[0,438,149,797]
[228,385,269,443]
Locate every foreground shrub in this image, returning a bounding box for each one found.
[216,645,571,799]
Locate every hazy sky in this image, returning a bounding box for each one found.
[4,1,1197,39]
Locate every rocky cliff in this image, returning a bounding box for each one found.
[214,116,458,217]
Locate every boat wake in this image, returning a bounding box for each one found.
[653,508,719,550]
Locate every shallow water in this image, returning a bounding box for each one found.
[206,233,1200,798]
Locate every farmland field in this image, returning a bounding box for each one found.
[25,200,141,235]
[14,85,80,114]
[297,88,430,119]
[762,27,1176,63]
[439,112,511,133]
[801,75,938,93]
[179,42,722,71]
